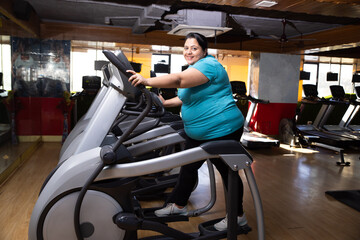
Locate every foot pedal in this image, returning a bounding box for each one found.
[198,218,252,236]
[142,207,189,223]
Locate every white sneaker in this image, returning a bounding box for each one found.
[154,203,188,217]
[214,213,248,231]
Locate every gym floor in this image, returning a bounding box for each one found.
[0,142,359,239]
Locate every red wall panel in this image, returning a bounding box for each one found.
[15,97,71,135]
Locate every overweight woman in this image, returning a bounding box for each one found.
[127,32,246,231]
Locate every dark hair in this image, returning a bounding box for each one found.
[185,33,208,54]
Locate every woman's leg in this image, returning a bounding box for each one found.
[169,127,244,209]
[158,127,244,216]
[167,160,205,206]
[166,133,205,207]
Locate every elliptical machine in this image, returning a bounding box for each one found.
[28,50,264,240]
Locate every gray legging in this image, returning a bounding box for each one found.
[166,127,245,215]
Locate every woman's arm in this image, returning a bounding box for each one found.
[158,95,182,108]
[127,67,208,88]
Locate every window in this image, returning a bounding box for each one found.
[151,54,170,77]
[0,43,11,90]
[70,49,108,92]
[303,61,354,98]
[318,63,340,97]
[340,64,354,94]
[303,63,318,86]
[170,54,187,73]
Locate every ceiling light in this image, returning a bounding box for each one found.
[255,0,278,7]
[208,49,217,55]
[151,45,170,51]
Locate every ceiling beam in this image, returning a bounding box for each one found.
[38,21,290,53]
[5,18,354,57]
[40,21,288,53]
[0,0,40,38]
[181,0,360,19]
[282,24,360,53]
[41,21,187,46]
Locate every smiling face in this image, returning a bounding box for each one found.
[183,38,207,65]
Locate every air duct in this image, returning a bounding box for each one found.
[105,4,170,34]
[165,9,232,38]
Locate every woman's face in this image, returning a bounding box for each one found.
[183,38,206,65]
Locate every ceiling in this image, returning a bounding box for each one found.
[1,0,360,58]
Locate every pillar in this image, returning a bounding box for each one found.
[248,52,301,136]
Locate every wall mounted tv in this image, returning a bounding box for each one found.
[326,72,338,81]
[352,74,360,83]
[299,71,311,80]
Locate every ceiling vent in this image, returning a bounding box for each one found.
[255,0,278,8]
[105,4,170,34]
[165,9,232,38]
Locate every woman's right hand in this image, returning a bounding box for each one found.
[127,70,149,87]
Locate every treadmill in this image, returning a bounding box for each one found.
[296,84,359,148]
[320,85,360,139]
[342,86,360,131]
[231,81,280,149]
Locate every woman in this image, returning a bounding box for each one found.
[127,32,246,231]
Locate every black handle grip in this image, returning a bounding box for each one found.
[103,50,133,78]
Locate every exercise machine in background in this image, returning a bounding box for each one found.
[71,75,102,126]
[279,84,352,166]
[231,81,280,149]
[338,75,360,131]
[319,85,360,138]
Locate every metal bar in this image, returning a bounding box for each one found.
[244,166,265,240]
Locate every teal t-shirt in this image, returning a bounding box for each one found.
[178,55,244,140]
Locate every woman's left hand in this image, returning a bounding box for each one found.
[158,94,166,104]
[127,70,149,87]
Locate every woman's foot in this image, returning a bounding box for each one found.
[154,203,188,217]
[214,213,247,231]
